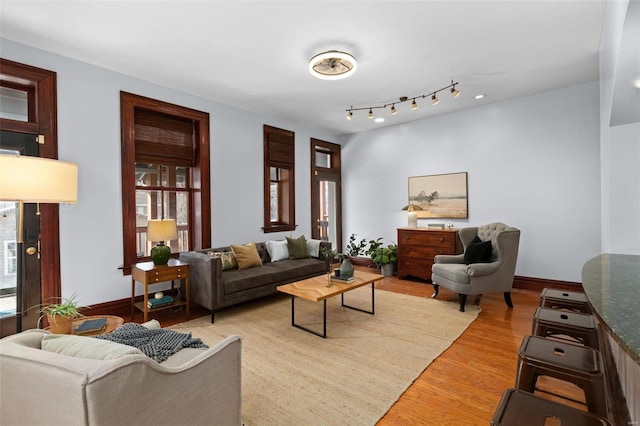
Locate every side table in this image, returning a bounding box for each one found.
[131,259,190,322]
[73,315,124,336]
[45,315,124,336]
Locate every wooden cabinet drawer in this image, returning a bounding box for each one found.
[147,267,189,282]
[398,258,434,280]
[400,245,451,259]
[398,229,455,248]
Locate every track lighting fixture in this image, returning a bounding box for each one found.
[345,80,460,120]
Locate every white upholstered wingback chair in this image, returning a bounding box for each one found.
[431,222,520,312]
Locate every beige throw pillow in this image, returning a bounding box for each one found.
[231,242,263,270]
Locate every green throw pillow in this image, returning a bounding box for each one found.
[287,235,309,259]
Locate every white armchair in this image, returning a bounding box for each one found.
[0,328,242,426]
[431,222,521,312]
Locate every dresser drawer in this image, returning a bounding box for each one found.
[400,245,452,259]
[398,229,455,248]
[398,258,434,280]
[146,267,189,282]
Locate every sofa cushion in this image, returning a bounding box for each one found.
[206,251,238,270]
[265,240,289,262]
[41,334,144,360]
[268,258,327,279]
[223,265,284,294]
[231,242,263,270]
[306,239,322,258]
[256,243,271,264]
[464,236,493,265]
[287,235,309,259]
[432,263,471,284]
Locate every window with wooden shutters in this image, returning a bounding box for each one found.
[120,92,211,273]
[263,125,295,233]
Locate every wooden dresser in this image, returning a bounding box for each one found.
[397,227,459,281]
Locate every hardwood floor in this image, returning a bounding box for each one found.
[151,267,586,425]
[373,270,586,425]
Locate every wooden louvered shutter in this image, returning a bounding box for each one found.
[134,108,196,166]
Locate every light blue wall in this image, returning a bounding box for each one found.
[0,33,619,302]
[599,0,640,255]
[340,82,601,283]
[0,38,337,305]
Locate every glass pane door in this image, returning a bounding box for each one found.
[317,180,338,247]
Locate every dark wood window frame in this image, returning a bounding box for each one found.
[0,58,60,303]
[120,92,211,274]
[310,138,342,250]
[263,125,295,233]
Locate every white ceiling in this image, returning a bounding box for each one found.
[0,1,609,136]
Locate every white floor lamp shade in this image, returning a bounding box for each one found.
[0,154,78,333]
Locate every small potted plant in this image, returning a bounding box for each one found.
[320,246,354,278]
[39,293,85,334]
[370,243,398,277]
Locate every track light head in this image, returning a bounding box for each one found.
[411,99,418,110]
[390,104,398,115]
[451,84,460,98]
[368,108,374,119]
[431,93,440,105]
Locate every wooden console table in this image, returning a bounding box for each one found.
[131,259,190,322]
[397,227,459,281]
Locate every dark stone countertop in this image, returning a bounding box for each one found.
[582,254,640,364]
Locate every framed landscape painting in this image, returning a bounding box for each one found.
[408,172,468,218]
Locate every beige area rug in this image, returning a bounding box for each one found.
[170,288,480,425]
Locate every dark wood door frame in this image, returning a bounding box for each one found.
[310,138,342,252]
[0,58,62,304]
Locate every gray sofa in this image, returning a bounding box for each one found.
[179,240,331,322]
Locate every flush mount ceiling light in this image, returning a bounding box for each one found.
[309,50,357,80]
[346,80,460,120]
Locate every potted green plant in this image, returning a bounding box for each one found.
[370,243,398,277]
[345,233,367,257]
[39,293,85,334]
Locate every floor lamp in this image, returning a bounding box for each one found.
[0,154,78,334]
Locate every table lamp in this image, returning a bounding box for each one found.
[0,154,78,333]
[402,204,421,228]
[147,219,177,265]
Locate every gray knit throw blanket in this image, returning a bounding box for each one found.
[94,323,208,363]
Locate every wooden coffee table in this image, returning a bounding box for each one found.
[277,271,384,338]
